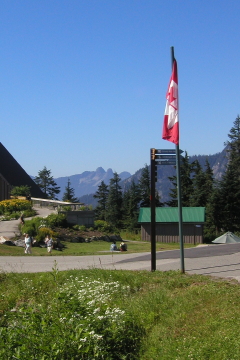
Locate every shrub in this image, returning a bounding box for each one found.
[0,199,32,215]
[10,185,31,197]
[21,217,43,237]
[36,227,58,242]
[21,216,59,242]
[22,209,36,218]
[20,224,35,237]
[94,220,113,233]
[2,212,19,220]
[72,224,80,230]
[46,213,67,228]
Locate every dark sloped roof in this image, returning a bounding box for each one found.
[0,142,46,198]
[138,207,205,223]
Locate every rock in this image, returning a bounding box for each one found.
[109,235,122,242]
[0,236,9,244]
[13,239,25,247]
[71,237,80,243]
[4,240,15,246]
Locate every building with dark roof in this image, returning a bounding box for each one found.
[0,142,46,201]
[138,207,205,244]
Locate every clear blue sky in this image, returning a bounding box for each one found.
[1,0,239,178]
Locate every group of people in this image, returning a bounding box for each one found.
[24,234,53,254]
[110,241,127,252]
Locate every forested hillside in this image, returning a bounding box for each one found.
[78,147,228,206]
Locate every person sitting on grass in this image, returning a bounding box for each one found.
[119,242,127,251]
[110,241,118,251]
[45,235,53,254]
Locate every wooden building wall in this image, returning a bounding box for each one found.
[141,223,204,244]
[0,174,11,202]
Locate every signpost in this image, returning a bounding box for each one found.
[150,148,180,271]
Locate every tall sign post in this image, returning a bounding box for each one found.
[150,148,156,271]
[150,148,180,271]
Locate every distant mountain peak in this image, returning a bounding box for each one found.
[54,168,131,200]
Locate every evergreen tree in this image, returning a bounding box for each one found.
[62,178,78,202]
[138,165,151,207]
[226,115,240,154]
[214,115,240,232]
[190,159,214,207]
[205,184,222,238]
[34,166,60,200]
[105,172,123,228]
[93,181,109,220]
[122,181,141,230]
[167,152,193,207]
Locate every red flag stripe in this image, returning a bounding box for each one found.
[162,60,179,145]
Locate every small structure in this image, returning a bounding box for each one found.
[212,232,240,244]
[138,207,205,244]
[32,197,94,228]
[60,210,95,227]
[31,197,84,211]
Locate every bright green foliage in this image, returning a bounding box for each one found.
[94,220,113,232]
[62,178,78,202]
[22,217,44,237]
[36,227,58,242]
[0,269,143,359]
[46,213,67,228]
[3,270,240,359]
[79,205,93,211]
[93,181,109,220]
[10,185,31,197]
[105,172,123,228]
[34,166,60,200]
[78,225,86,231]
[21,214,67,238]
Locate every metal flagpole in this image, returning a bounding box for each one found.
[171,46,185,273]
[150,148,156,271]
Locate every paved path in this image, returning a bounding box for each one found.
[0,207,56,239]
[1,244,240,283]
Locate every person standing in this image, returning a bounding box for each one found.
[45,235,53,254]
[24,233,32,254]
[19,213,24,225]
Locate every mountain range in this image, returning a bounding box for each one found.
[54,167,131,202]
[52,147,228,207]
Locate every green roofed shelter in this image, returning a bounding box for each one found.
[138,207,205,244]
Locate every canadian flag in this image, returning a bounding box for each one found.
[162,60,179,145]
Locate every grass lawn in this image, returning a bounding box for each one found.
[1,268,240,359]
[0,239,195,256]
